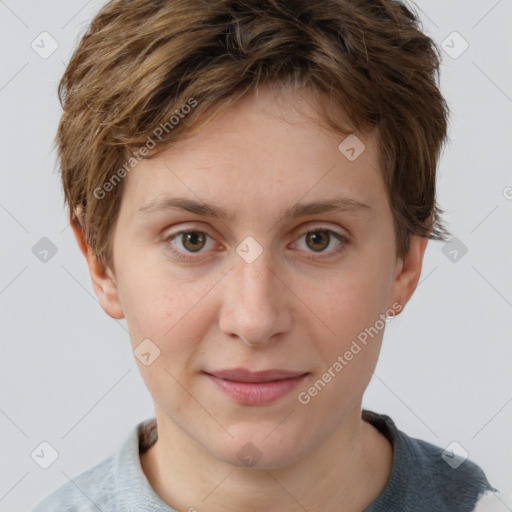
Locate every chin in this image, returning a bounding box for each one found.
[209,426,308,470]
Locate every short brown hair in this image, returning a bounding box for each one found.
[56,0,451,269]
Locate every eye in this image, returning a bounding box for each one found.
[292,228,348,260]
[163,226,349,262]
[164,230,217,261]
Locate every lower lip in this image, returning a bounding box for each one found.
[205,373,308,406]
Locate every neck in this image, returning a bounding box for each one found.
[140,406,393,512]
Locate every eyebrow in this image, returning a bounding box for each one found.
[138,195,372,222]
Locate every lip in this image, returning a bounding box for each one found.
[205,368,307,382]
[203,368,309,406]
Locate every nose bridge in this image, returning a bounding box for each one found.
[219,239,289,345]
[233,241,277,309]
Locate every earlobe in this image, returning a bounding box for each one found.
[69,211,125,320]
[388,236,429,316]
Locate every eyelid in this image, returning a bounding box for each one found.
[290,221,349,240]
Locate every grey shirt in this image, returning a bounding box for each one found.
[31,409,501,512]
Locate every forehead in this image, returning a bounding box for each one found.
[119,86,386,223]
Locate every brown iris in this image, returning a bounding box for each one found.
[181,232,207,252]
[305,231,330,252]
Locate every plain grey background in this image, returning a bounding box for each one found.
[1,0,511,510]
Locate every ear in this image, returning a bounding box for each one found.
[388,235,429,316]
[69,209,125,320]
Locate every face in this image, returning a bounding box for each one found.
[77,85,426,470]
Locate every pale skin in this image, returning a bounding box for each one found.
[71,85,429,511]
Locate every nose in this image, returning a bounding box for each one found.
[218,245,292,347]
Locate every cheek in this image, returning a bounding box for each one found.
[116,251,187,336]
[118,262,217,369]
[307,261,392,400]
[320,268,389,341]
[299,284,385,425]
[119,263,180,348]
[121,273,206,405]
[121,280,177,343]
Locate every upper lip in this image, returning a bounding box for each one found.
[204,368,308,383]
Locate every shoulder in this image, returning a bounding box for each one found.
[398,430,497,511]
[30,453,117,512]
[29,419,152,512]
[404,434,494,500]
[363,410,497,512]
[30,418,157,512]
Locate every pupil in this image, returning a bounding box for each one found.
[308,231,328,251]
[184,232,204,252]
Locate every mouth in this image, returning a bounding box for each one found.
[202,368,309,406]
[204,368,309,382]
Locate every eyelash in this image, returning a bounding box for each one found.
[163,226,349,262]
